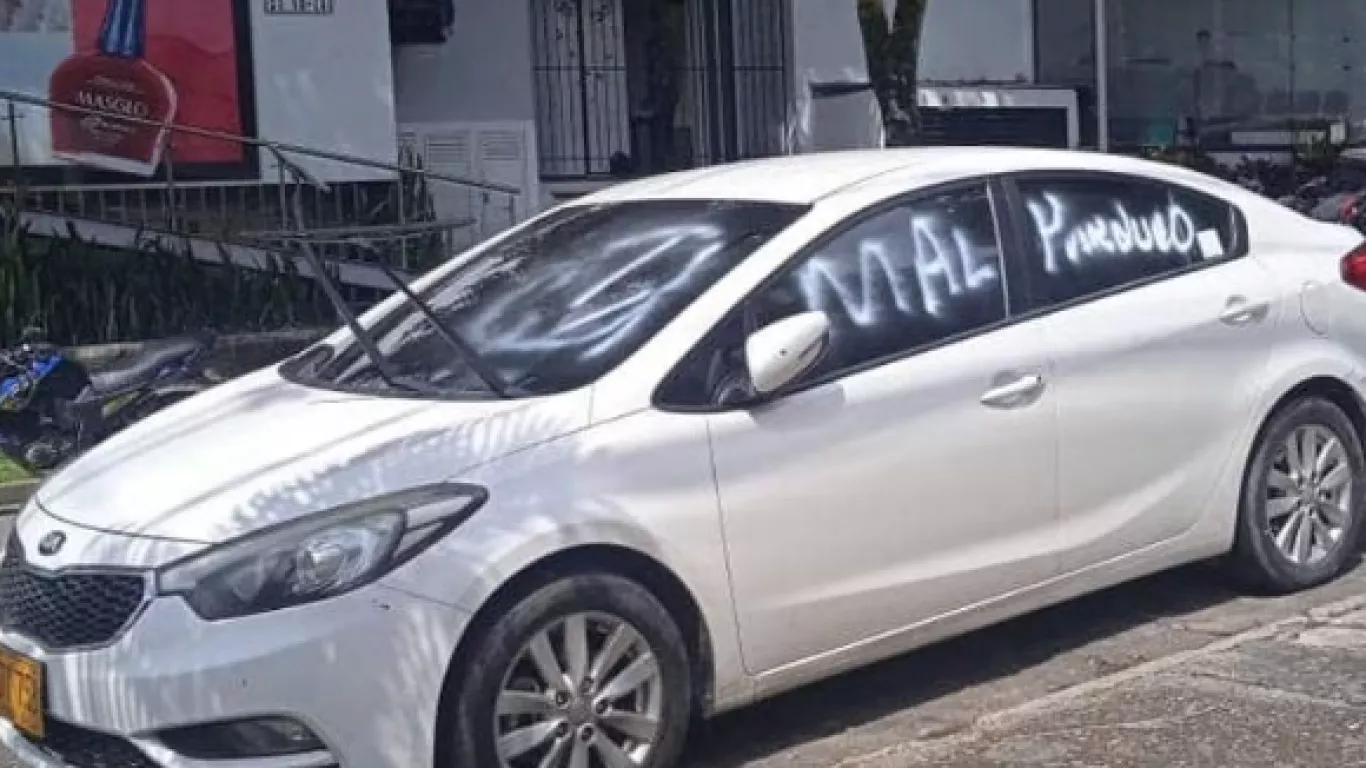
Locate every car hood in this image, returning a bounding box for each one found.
[35,368,590,543]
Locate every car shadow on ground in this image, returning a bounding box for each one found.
[682,560,1275,766]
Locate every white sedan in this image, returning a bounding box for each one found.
[2,147,1365,768]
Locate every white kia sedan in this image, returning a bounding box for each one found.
[3,147,1366,768]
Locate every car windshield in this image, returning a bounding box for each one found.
[282,199,807,398]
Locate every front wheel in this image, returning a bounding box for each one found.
[445,573,693,768]
[1230,396,1366,594]
[20,430,74,473]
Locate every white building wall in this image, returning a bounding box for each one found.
[390,0,540,223]
[387,0,1053,190]
[786,0,883,153]
[391,0,537,124]
[249,1,401,183]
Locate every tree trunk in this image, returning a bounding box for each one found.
[857,0,928,146]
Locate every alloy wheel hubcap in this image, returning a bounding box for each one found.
[1265,424,1354,566]
[494,612,663,767]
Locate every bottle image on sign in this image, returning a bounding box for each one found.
[48,0,177,176]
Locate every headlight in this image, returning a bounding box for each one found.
[156,483,487,621]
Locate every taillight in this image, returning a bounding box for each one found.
[1341,242,1366,291]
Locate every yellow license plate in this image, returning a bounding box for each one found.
[0,646,44,739]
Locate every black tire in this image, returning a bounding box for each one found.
[445,573,693,768]
[1230,396,1366,594]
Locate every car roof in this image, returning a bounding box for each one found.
[578,147,1243,207]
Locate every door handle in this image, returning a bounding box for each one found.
[1219,295,1270,326]
[981,373,1045,409]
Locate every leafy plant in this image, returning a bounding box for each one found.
[0,204,359,347]
[1295,133,1341,180]
[1139,145,1224,177]
[1228,156,1300,199]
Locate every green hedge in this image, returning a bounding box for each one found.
[0,210,349,347]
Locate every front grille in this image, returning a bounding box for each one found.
[23,718,157,768]
[0,533,147,650]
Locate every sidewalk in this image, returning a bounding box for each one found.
[846,595,1366,767]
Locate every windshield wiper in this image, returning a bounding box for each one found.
[274,152,448,398]
[362,245,510,399]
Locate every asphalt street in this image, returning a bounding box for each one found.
[2,509,1366,767]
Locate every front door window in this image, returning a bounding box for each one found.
[659,183,1009,408]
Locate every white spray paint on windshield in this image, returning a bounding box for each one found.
[458,223,728,360]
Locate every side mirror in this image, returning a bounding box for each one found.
[744,311,831,396]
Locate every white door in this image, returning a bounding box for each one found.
[657,183,1061,675]
[1010,172,1278,573]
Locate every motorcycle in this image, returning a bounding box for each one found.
[0,327,220,473]
[1276,175,1331,214]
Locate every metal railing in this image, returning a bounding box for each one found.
[0,89,522,277]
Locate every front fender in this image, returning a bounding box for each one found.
[378,408,755,713]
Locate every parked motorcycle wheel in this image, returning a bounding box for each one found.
[22,432,74,473]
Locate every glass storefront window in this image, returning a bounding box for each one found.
[1034,0,1099,148]
[1037,0,1366,152]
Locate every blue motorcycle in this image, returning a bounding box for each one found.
[0,327,220,473]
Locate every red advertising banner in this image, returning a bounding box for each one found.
[2,0,254,179]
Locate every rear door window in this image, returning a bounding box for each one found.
[1011,173,1246,310]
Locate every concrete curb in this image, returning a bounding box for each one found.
[68,327,327,375]
[0,481,36,512]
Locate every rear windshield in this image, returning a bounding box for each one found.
[283,199,807,398]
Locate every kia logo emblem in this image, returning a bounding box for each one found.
[36,531,66,556]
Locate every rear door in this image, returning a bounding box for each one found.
[1000,171,1279,574]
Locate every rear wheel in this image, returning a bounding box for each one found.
[1230,396,1366,593]
[445,573,692,768]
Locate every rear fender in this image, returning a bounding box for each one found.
[1199,350,1365,552]
[1247,346,1361,459]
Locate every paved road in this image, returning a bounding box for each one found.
[1,507,1364,767]
[834,594,1366,767]
[686,560,1366,767]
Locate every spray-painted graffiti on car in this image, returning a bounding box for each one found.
[459,223,729,360]
[793,208,1003,326]
[1024,192,1201,274]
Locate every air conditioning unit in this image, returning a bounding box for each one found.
[917,86,1081,149]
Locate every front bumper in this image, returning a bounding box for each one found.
[0,550,472,768]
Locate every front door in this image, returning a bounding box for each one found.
[659,182,1062,675]
[1007,171,1278,573]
